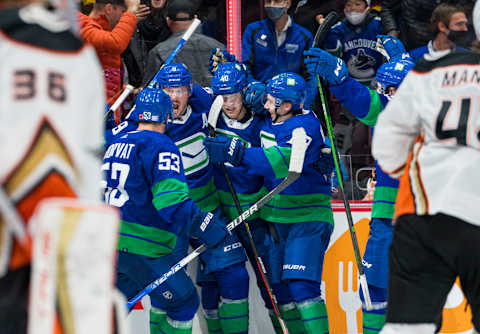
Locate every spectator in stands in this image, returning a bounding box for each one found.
[144,0,223,87]
[381,0,474,51]
[241,0,316,108]
[323,0,383,85]
[78,0,139,103]
[409,3,470,63]
[123,0,171,87]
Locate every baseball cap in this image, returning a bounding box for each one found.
[166,0,198,21]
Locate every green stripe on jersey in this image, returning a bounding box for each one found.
[263,146,291,179]
[118,220,177,257]
[371,186,398,219]
[359,89,384,126]
[151,178,190,211]
[188,178,220,212]
[217,188,267,220]
[260,193,333,225]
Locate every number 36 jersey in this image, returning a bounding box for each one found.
[103,130,202,258]
[373,51,480,226]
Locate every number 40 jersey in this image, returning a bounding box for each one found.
[373,51,480,227]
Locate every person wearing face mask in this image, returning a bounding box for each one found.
[241,0,316,110]
[409,3,471,63]
[123,0,172,87]
[323,0,384,85]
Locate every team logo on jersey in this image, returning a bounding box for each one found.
[347,48,376,80]
[175,132,208,176]
[260,130,277,148]
[256,36,268,47]
[285,43,299,54]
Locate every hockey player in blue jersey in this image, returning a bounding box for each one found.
[304,43,414,334]
[205,72,335,334]
[157,63,250,334]
[324,0,384,84]
[103,88,232,334]
[210,62,294,332]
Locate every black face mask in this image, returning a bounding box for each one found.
[448,30,474,49]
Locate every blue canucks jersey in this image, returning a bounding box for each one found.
[324,14,384,83]
[214,111,266,220]
[167,104,220,212]
[242,110,334,225]
[103,130,202,257]
[330,76,398,219]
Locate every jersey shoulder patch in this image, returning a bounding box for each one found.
[0,7,83,52]
[414,51,480,73]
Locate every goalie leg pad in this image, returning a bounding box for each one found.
[363,218,393,289]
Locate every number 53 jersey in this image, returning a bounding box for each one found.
[103,130,200,258]
[373,51,480,226]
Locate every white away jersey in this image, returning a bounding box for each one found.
[373,50,480,226]
[0,4,105,273]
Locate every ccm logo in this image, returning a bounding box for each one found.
[200,212,214,232]
[224,242,242,252]
[228,138,238,156]
[283,264,306,271]
[227,204,258,231]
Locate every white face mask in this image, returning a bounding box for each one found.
[344,7,369,26]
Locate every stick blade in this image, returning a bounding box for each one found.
[313,11,340,48]
[289,127,308,174]
[207,95,224,136]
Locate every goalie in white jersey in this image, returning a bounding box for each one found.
[372,2,480,333]
[0,1,105,332]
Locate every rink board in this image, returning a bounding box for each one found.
[128,201,473,334]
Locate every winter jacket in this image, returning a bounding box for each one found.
[78,12,137,99]
[143,30,223,87]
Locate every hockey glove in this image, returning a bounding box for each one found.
[243,81,268,116]
[376,34,410,62]
[304,48,348,85]
[314,146,335,182]
[209,48,237,74]
[191,212,230,249]
[204,136,245,166]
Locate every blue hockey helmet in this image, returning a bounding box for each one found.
[131,88,174,124]
[266,72,306,110]
[375,60,414,94]
[211,62,248,95]
[153,63,192,89]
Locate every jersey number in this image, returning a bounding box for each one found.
[102,162,130,207]
[158,152,181,173]
[13,70,66,102]
[435,97,479,146]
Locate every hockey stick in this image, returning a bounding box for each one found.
[207,96,289,334]
[103,85,135,123]
[104,19,201,122]
[146,18,201,88]
[126,127,308,310]
[311,11,373,310]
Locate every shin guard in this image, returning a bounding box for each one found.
[279,303,307,334]
[150,307,167,334]
[158,316,193,334]
[204,309,223,334]
[297,299,329,334]
[218,299,248,334]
